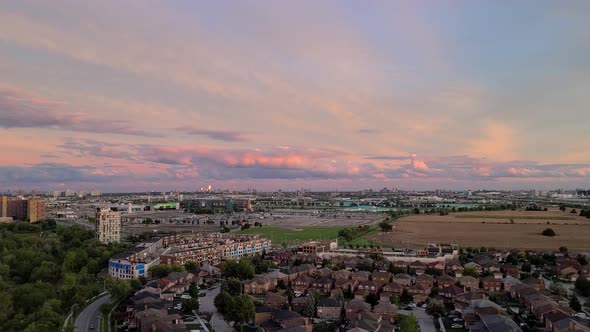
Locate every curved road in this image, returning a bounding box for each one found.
[75,294,111,332]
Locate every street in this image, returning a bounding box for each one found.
[399,308,436,332]
[199,286,234,332]
[75,293,111,332]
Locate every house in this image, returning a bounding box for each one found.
[344,257,360,270]
[336,279,359,294]
[357,280,381,295]
[316,297,341,320]
[264,292,288,310]
[316,267,334,278]
[481,276,502,292]
[374,301,398,324]
[415,274,434,288]
[557,266,579,281]
[392,261,408,273]
[291,296,309,314]
[439,285,465,301]
[501,264,520,278]
[469,314,523,332]
[243,276,274,294]
[255,305,274,325]
[280,264,316,280]
[346,311,385,332]
[522,277,544,291]
[382,282,404,296]
[392,273,413,287]
[371,271,391,285]
[459,276,480,290]
[482,262,501,274]
[409,261,427,275]
[271,310,312,332]
[291,275,314,293]
[333,269,352,280]
[407,283,431,303]
[502,276,521,291]
[464,262,483,274]
[428,261,445,271]
[351,271,371,282]
[436,274,456,288]
[312,278,334,295]
[374,260,391,272]
[345,299,371,320]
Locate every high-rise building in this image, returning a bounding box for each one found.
[96,208,121,243]
[0,196,46,223]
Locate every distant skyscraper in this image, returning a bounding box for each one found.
[96,208,121,243]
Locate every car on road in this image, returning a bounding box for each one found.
[453,318,464,322]
[199,292,206,297]
[404,306,413,310]
[451,323,464,329]
[89,324,95,330]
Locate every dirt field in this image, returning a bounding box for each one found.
[368,210,590,250]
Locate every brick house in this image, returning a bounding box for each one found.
[392,273,413,287]
[481,276,502,292]
[371,271,392,285]
[316,297,341,320]
[415,274,434,288]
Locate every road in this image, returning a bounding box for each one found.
[198,286,234,332]
[75,293,111,332]
[399,308,436,332]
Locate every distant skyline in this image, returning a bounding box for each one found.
[1,1,590,192]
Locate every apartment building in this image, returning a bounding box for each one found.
[96,208,121,243]
[0,196,46,223]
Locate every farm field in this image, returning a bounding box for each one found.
[367,210,590,250]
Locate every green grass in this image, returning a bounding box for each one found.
[100,315,108,332]
[239,226,345,244]
[455,215,574,220]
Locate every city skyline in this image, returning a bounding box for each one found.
[1,1,590,191]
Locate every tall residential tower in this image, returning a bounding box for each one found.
[96,208,121,243]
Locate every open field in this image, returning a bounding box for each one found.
[367,210,590,250]
[238,226,345,244]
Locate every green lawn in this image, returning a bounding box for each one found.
[239,226,345,244]
[455,215,574,220]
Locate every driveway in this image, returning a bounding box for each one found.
[399,308,436,332]
[75,293,111,332]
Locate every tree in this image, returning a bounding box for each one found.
[559,246,569,255]
[182,298,199,314]
[227,295,255,329]
[521,262,532,273]
[571,209,577,214]
[106,279,133,301]
[149,264,184,279]
[463,267,480,278]
[569,295,582,312]
[365,293,379,307]
[559,205,566,211]
[214,291,234,314]
[425,267,442,276]
[426,302,445,317]
[413,208,421,215]
[304,290,319,317]
[541,228,556,237]
[549,282,566,296]
[221,278,243,296]
[184,261,198,272]
[378,220,393,232]
[399,313,419,332]
[188,283,199,299]
[575,276,590,297]
[223,259,255,280]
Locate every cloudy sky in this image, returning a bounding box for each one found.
[1,1,590,192]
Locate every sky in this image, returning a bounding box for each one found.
[1,0,590,192]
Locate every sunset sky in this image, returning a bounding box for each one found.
[1,1,590,192]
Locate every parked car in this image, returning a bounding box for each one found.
[404,306,413,310]
[453,318,464,323]
[451,323,464,329]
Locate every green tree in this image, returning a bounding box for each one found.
[182,298,200,314]
[378,220,393,232]
[189,283,199,298]
[541,228,556,237]
[575,276,590,297]
[399,313,419,332]
[227,295,255,330]
[426,302,446,317]
[559,246,569,255]
[223,259,255,280]
[214,291,234,314]
[221,278,243,296]
[184,261,198,272]
[365,293,379,307]
[106,279,132,301]
[463,266,480,278]
[569,295,581,312]
[149,264,184,278]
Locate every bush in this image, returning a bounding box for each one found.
[541,228,556,237]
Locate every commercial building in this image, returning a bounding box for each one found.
[96,208,121,243]
[0,196,46,223]
[180,198,251,213]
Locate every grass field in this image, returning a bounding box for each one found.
[367,210,590,250]
[239,226,345,244]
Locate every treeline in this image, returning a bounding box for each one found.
[0,221,129,331]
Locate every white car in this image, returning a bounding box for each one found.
[451,323,463,329]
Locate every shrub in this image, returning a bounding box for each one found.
[541,228,556,237]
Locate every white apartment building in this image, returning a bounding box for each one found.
[96,208,121,243]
